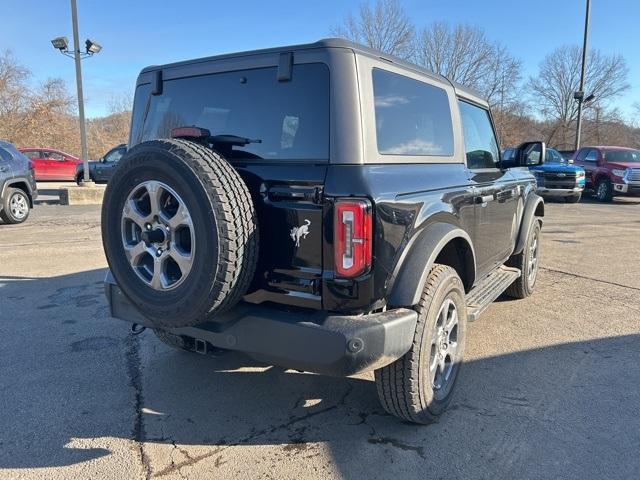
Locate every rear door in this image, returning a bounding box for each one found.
[41,150,66,180]
[23,150,46,180]
[135,62,330,309]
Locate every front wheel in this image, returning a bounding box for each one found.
[595,179,613,202]
[375,264,467,424]
[0,187,30,224]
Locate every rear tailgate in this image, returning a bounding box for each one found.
[238,164,327,309]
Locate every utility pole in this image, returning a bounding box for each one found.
[574,0,591,150]
[70,0,90,184]
[52,1,101,185]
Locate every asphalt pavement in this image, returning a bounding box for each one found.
[0,197,639,479]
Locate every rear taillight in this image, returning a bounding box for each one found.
[334,199,372,278]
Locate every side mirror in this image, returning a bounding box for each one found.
[513,141,546,167]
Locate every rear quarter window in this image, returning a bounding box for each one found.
[138,63,330,161]
[372,68,454,156]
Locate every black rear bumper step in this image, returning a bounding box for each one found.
[466,266,521,322]
[105,272,418,377]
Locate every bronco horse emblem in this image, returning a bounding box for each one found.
[290,219,311,247]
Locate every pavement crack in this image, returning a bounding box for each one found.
[125,332,152,480]
[540,267,640,292]
[367,437,426,458]
[154,401,340,477]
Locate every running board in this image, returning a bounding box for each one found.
[466,266,521,322]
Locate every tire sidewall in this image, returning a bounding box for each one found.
[417,271,467,416]
[102,145,221,324]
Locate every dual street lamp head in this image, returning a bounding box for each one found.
[50,36,101,55]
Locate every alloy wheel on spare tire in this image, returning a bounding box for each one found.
[101,139,259,328]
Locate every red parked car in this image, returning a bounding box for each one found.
[573,146,640,202]
[18,148,81,181]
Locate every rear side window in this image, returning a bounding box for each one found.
[372,69,454,156]
[458,101,499,169]
[140,64,329,161]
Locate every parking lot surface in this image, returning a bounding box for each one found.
[1,198,639,479]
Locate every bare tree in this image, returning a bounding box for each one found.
[414,22,522,107]
[331,0,415,59]
[414,22,523,143]
[0,50,31,140]
[528,46,629,148]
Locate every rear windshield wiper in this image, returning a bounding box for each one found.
[209,134,262,147]
[170,127,261,147]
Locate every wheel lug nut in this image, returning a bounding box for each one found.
[156,249,162,256]
[146,224,152,230]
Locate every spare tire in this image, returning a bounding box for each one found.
[101,139,259,328]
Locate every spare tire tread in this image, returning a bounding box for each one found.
[163,139,259,317]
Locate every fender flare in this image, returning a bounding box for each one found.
[388,222,476,307]
[514,194,544,255]
[1,177,35,207]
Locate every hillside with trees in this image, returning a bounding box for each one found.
[1,1,638,156]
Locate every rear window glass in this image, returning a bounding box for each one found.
[139,64,329,161]
[372,68,453,156]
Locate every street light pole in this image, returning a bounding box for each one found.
[70,0,91,184]
[575,0,591,151]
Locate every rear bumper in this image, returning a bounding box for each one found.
[104,272,418,377]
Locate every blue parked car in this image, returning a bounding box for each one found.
[503,146,585,203]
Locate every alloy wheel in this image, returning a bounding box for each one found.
[429,297,459,400]
[121,181,195,291]
[10,192,28,220]
[528,229,539,285]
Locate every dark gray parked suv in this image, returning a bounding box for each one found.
[0,140,38,224]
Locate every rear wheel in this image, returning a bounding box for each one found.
[375,264,467,424]
[0,187,30,224]
[101,139,259,328]
[506,219,541,299]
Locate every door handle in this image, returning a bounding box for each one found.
[475,194,494,204]
[0,166,7,172]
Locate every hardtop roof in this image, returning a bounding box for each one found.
[140,38,487,105]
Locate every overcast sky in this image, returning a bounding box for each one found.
[2,0,637,119]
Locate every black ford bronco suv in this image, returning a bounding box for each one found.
[102,39,544,424]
